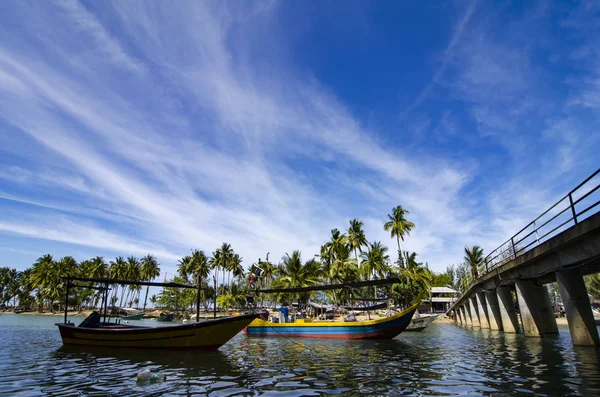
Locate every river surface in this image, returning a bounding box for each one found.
[1,314,599,396]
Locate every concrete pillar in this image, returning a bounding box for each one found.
[556,268,600,346]
[462,305,472,326]
[455,308,462,325]
[485,290,503,331]
[515,279,558,336]
[469,296,481,327]
[460,305,469,327]
[476,290,490,329]
[497,286,520,333]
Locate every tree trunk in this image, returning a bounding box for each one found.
[143,285,150,311]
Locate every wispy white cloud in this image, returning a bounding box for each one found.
[0,1,598,277]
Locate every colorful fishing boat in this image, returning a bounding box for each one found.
[56,277,259,350]
[245,294,422,340]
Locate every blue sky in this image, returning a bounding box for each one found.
[0,0,599,277]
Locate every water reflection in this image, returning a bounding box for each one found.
[1,314,600,396]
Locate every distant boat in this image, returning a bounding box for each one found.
[156,313,175,322]
[120,313,144,320]
[120,308,144,321]
[405,313,438,332]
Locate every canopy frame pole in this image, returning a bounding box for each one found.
[196,274,201,323]
[64,277,70,324]
[103,282,109,323]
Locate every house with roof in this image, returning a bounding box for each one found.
[418,286,459,313]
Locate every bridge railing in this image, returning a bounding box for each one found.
[463,168,600,292]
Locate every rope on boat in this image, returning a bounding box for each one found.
[264,324,319,353]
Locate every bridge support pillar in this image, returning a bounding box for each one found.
[497,286,519,333]
[476,290,490,329]
[469,296,481,327]
[556,268,600,346]
[462,305,472,326]
[485,290,503,331]
[516,280,558,336]
[455,308,462,325]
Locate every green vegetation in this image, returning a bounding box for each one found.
[1,204,470,313]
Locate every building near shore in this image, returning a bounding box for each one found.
[419,286,458,313]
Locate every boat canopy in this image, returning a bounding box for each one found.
[257,277,402,294]
[64,276,197,289]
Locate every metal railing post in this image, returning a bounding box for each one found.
[568,193,578,224]
[511,238,517,259]
[533,220,540,245]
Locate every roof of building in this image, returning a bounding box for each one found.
[431,286,458,294]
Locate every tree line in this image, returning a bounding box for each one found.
[2,204,541,313]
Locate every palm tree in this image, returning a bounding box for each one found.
[398,251,431,289]
[88,256,108,278]
[325,229,348,261]
[123,256,140,307]
[140,254,161,311]
[464,246,484,279]
[347,219,368,263]
[230,253,244,285]
[29,254,55,311]
[384,205,415,254]
[360,242,390,281]
[178,255,193,281]
[189,249,210,283]
[273,251,322,304]
[109,257,126,309]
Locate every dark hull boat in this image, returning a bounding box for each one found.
[156,313,175,322]
[56,276,258,350]
[57,313,258,349]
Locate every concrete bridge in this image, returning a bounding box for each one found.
[447,169,600,346]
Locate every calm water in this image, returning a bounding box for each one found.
[1,314,599,396]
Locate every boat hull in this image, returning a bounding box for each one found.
[57,313,259,349]
[120,313,144,320]
[405,314,438,332]
[245,302,418,340]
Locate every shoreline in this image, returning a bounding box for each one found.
[433,314,570,326]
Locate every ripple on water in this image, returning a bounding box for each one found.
[1,315,600,395]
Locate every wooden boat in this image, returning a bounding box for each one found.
[120,309,144,321]
[245,296,421,340]
[120,313,144,320]
[56,276,258,350]
[156,313,175,322]
[57,312,258,349]
[405,313,438,332]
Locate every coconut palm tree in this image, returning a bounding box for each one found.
[29,254,58,311]
[141,254,161,311]
[360,242,390,281]
[123,256,140,307]
[230,253,244,285]
[384,205,415,254]
[109,257,126,309]
[348,218,368,262]
[178,255,193,281]
[189,249,210,282]
[325,229,348,261]
[273,251,322,303]
[464,246,484,279]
